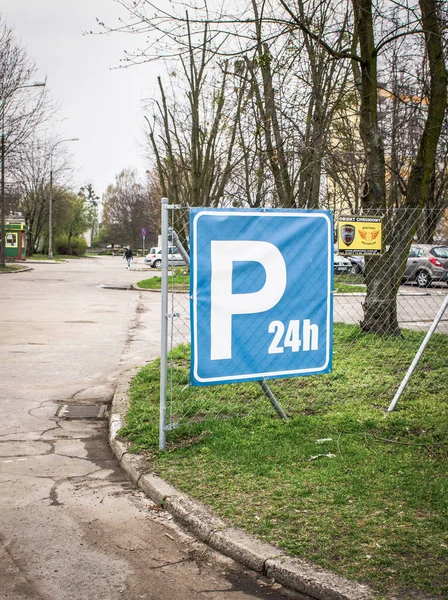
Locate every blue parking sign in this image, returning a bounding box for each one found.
[190,208,333,385]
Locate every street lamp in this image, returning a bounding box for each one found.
[48,138,79,259]
[0,81,46,267]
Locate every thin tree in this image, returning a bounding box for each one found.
[102,169,154,248]
[0,16,48,265]
[144,15,246,210]
[10,139,72,255]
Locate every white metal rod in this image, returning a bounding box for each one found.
[170,228,190,267]
[388,293,448,412]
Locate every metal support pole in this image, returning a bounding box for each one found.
[159,197,169,449]
[388,293,448,412]
[0,133,5,267]
[259,379,289,421]
[170,228,190,267]
[48,168,53,259]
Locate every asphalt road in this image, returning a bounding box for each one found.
[334,284,448,333]
[0,257,304,600]
[166,281,448,353]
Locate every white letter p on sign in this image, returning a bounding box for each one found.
[210,240,287,360]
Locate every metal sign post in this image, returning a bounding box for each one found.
[190,208,333,386]
[159,204,168,450]
[142,227,146,254]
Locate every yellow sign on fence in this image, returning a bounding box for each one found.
[338,216,383,255]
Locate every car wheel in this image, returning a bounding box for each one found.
[350,264,361,275]
[416,270,431,287]
[153,259,162,269]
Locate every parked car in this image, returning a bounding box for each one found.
[402,244,448,287]
[347,255,365,275]
[334,254,352,275]
[144,246,186,268]
[144,247,159,267]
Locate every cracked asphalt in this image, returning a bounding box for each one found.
[0,256,306,600]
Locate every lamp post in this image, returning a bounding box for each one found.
[48,138,79,259]
[0,81,46,267]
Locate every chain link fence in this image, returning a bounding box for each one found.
[159,202,448,449]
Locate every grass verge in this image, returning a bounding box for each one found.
[137,272,190,291]
[26,254,79,261]
[137,272,366,294]
[121,324,447,599]
[0,264,24,273]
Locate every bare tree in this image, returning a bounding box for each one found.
[102,169,155,248]
[11,141,49,254]
[144,16,246,211]
[351,0,446,333]
[0,16,48,265]
[108,0,447,334]
[78,184,100,247]
[271,0,447,333]
[9,138,74,255]
[227,63,278,209]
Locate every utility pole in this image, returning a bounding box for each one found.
[48,167,53,259]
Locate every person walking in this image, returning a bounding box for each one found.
[123,245,133,269]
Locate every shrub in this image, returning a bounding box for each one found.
[55,236,87,256]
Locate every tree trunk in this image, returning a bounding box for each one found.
[26,229,34,257]
[356,0,447,334]
[250,0,293,208]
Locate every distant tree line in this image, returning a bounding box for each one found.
[96,169,159,250]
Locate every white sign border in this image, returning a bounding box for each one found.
[191,210,333,384]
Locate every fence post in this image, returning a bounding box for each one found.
[159,197,169,450]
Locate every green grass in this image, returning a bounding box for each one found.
[334,274,366,293]
[137,271,190,290]
[334,282,366,293]
[26,253,75,261]
[121,325,447,599]
[137,272,366,293]
[0,264,24,273]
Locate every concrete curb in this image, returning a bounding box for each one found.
[109,369,378,600]
[130,285,189,294]
[130,285,161,293]
[0,266,33,274]
[25,259,68,264]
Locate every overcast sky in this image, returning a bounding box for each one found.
[1,0,162,198]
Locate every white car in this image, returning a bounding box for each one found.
[144,246,185,268]
[334,254,352,275]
